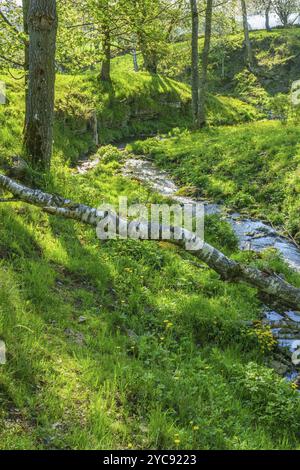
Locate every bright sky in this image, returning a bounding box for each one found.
[9,1,300,31]
[249,12,300,30]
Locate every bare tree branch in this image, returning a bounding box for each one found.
[0,9,19,35]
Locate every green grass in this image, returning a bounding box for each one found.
[56,70,193,145]
[0,69,262,170]
[129,120,300,242]
[159,28,300,109]
[1,68,300,450]
[0,70,192,168]
[1,147,300,450]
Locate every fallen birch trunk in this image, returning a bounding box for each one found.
[1,173,300,310]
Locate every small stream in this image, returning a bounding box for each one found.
[76,148,300,380]
[122,158,300,272]
[122,157,300,381]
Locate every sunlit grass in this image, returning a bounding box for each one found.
[0,152,300,449]
[129,120,300,241]
[0,58,300,449]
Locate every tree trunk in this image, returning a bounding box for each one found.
[221,54,225,78]
[198,0,213,128]
[132,49,139,72]
[190,0,199,126]
[241,0,254,70]
[265,4,271,31]
[23,0,30,128]
[136,30,158,74]
[143,52,158,74]
[1,172,300,310]
[100,27,111,82]
[23,0,29,81]
[23,0,58,172]
[90,111,99,147]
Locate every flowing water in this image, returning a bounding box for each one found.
[123,158,300,272]
[76,149,300,379]
[122,157,300,379]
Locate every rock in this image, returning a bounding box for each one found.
[78,316,87,324]
[51,422,63,430]
[64,328,85,345]
[270,360,289,376]
[6,157,29,180]
[74,332,85,345]
[125,329,138,340]
[64,328,73,336]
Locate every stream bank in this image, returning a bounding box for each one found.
[76,147,300,382]
[122,156,300,382]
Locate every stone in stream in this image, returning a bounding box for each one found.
[269,360,289,376]
[265,310,285,323]
[286,311,300,323]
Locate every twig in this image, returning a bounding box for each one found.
[0,197,19,203]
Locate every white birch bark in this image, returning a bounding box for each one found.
[1,173,300,309]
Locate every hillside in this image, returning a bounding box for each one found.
[129,120,300,242]
[1,141,300,450]
[1,18,300,452]
[0,69,262,170]
[159,29,300,107]
[0,68,299,450]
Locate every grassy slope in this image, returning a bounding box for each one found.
[129,120,300,242]
[0,70,191,166]
[1,148,300,450]
[0,69,261,169]
[56,69,262,144]
[0,70,300,450]
[55,71,192,146]
[160,28,300,107]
